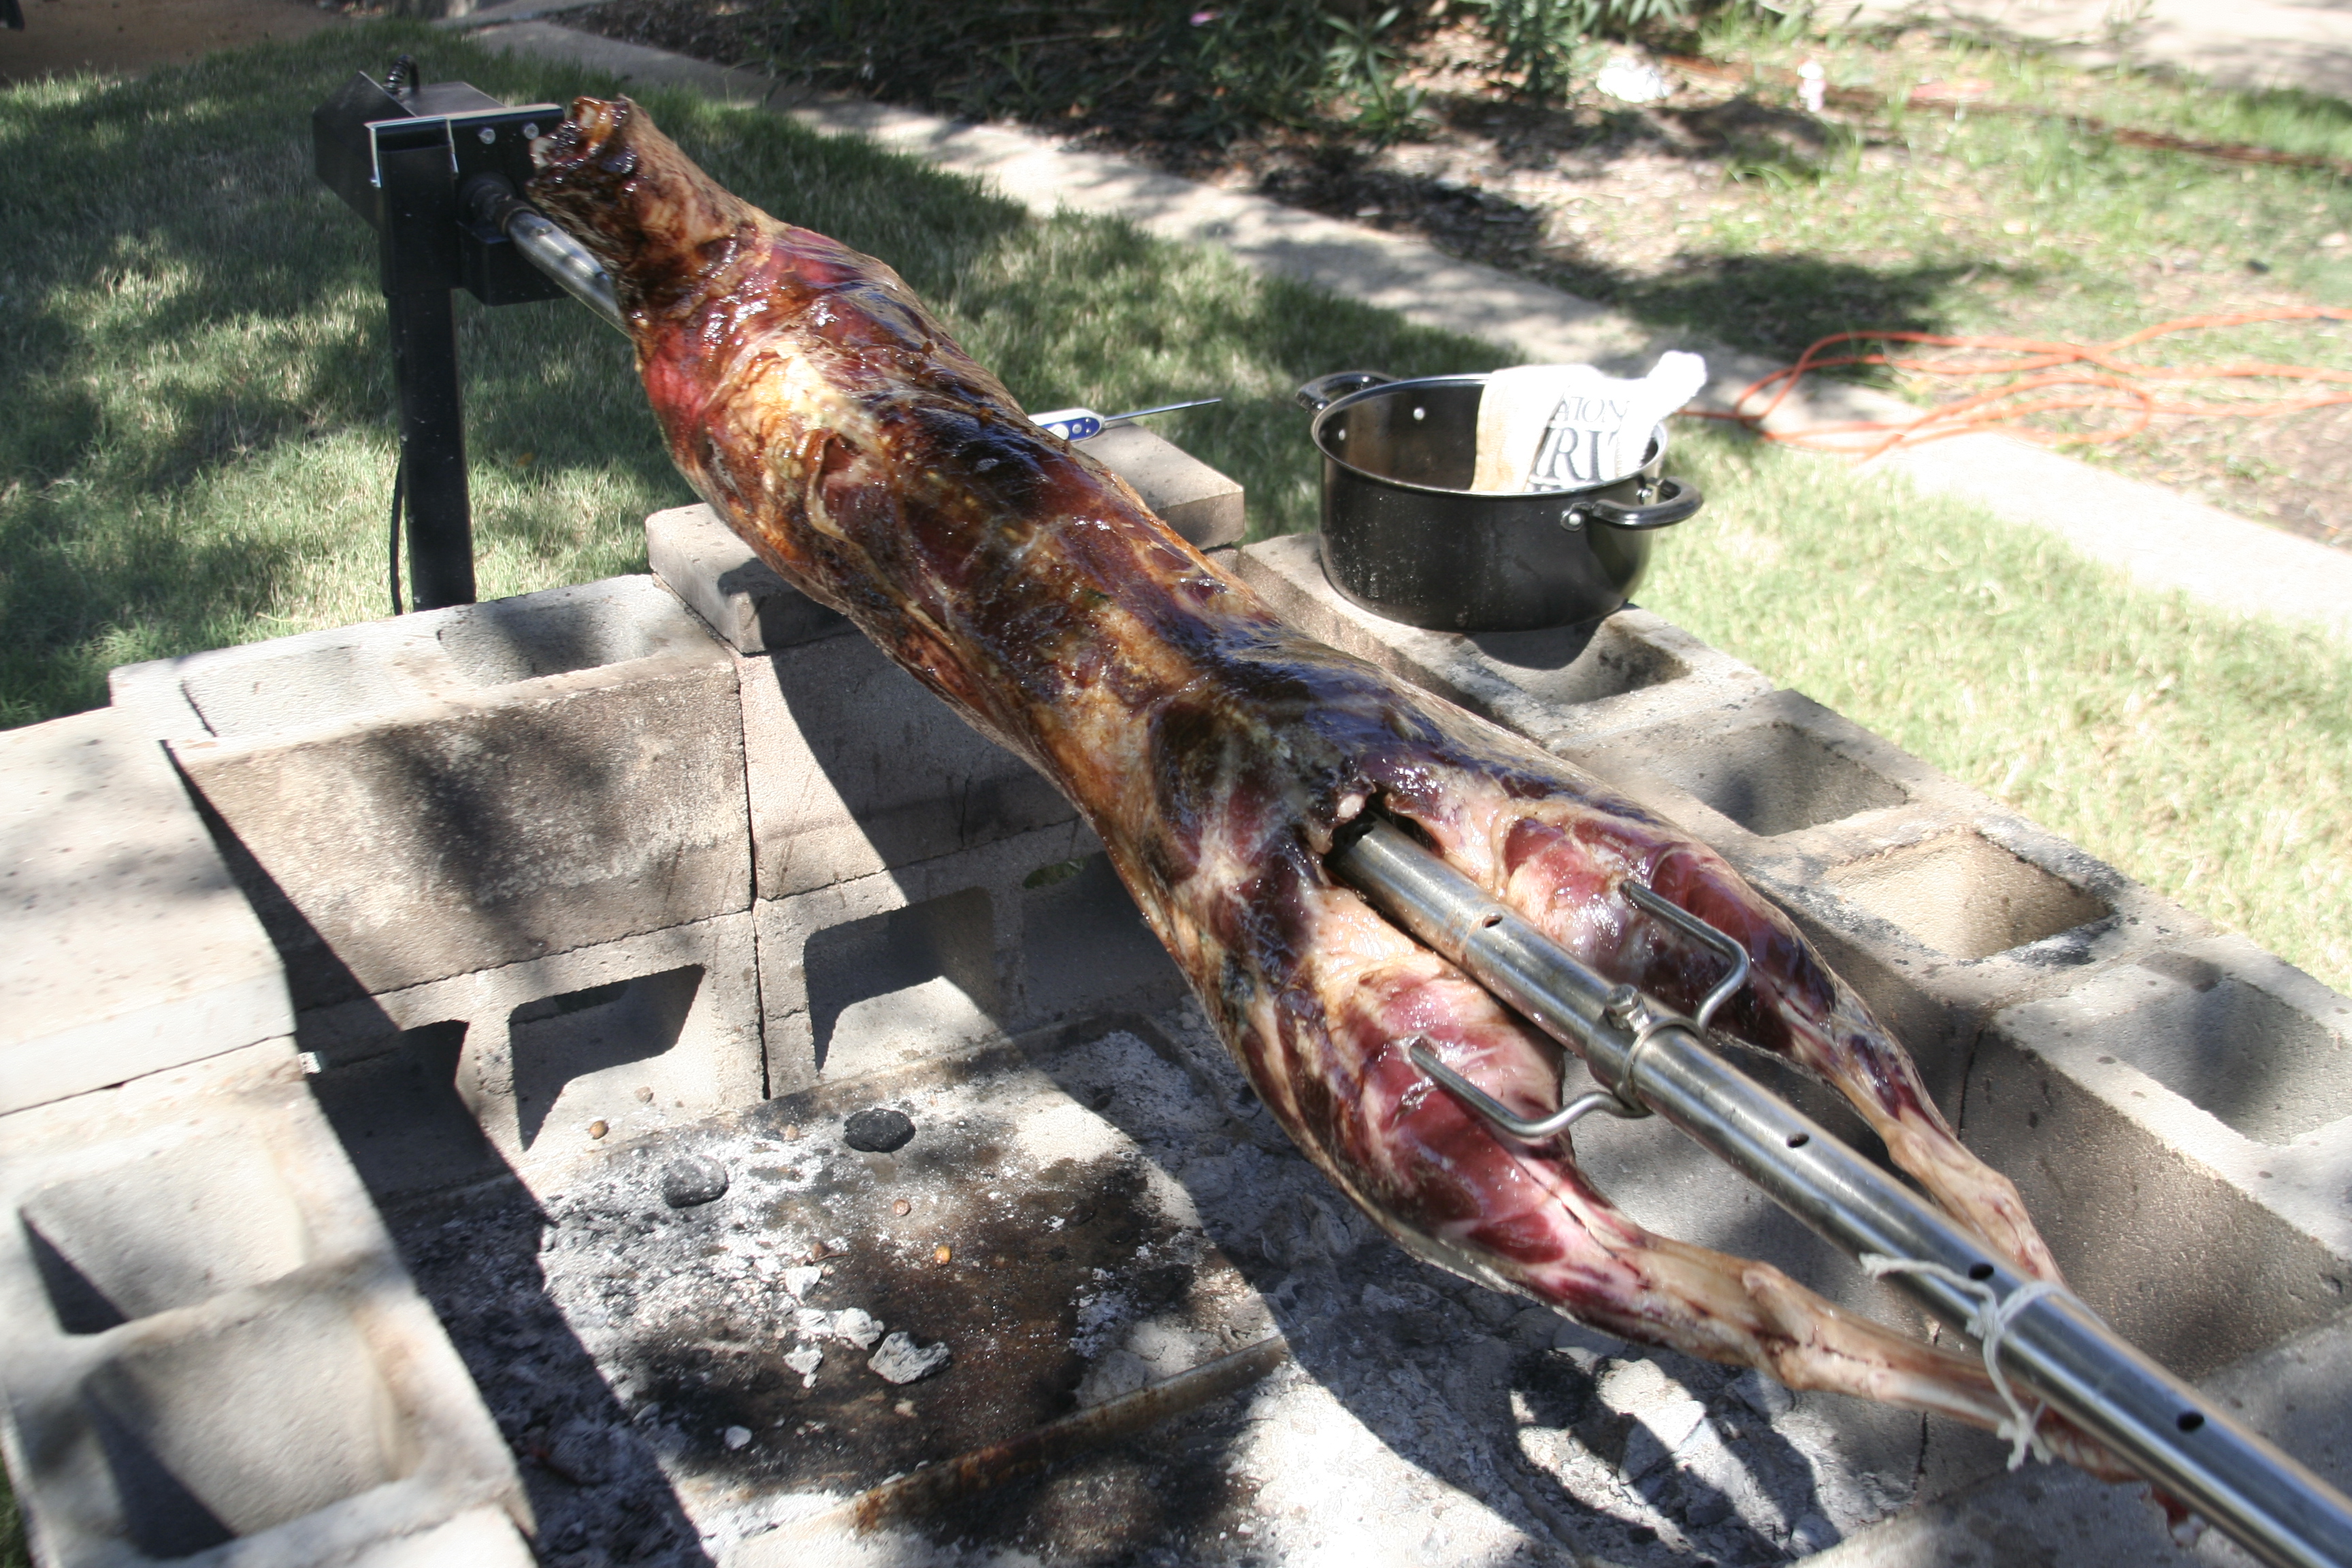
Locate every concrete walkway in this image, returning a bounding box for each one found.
[1846,0,2352,99]
[457,11,2352,644]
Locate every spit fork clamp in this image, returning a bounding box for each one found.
[1330,813,2352,1568]
[1407,877,1752,1141]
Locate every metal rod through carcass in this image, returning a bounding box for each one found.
[460,174,628,336]
[500,206,626,335]
[1328,815,2352,1568]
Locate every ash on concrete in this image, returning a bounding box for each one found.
[370,1001,2064,1567]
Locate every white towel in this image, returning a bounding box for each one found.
[1470,352,1708,493]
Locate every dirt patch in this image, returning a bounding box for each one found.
[0,0,346,84]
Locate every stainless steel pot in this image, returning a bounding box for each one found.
[1297,370,1703,632]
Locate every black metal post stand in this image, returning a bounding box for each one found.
[313,61,572,612]
[374,112,477,610]
[386,288,474,609]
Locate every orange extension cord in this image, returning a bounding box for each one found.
[1686,306,2352,459]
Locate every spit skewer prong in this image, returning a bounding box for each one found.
[1329,814,2352,1568]
[1408,877,1754,1139]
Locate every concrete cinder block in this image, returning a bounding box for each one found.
[647,427,1243,659]
[646,503,853,657]
[1558,688,1927,844]
[738,632,1079,900]
[0,1042,527,1568]
[1233,532,1771,749]
[298,912,765,1193]
[755,820,1188,1094]
[1549,689,2203,1111]
[1767,813,2201,1112]
[1966,935,2352,1376]
[346,1507,538,1567]
[112,578,751,1007]
[0,708,293,1116]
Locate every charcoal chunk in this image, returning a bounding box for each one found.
[843,1107,915,1153]
[659,1155,730,1209]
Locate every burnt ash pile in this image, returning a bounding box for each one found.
[380,1004,1948,1566]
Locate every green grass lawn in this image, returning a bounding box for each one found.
[0,20,1484,727]
[1631,11,2352,355]
[1635,16,2352,527]
[1643,427,2352,990]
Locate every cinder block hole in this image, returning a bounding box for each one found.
[2119,958,2352,1143]
[438,581,675,685]
[1827,832,2110,962]
[20,1138,310,1335]
[308,1021,501,1198]
[1469,621,1690,706]
[1021,853,1186,1022]
[511,966,704,1148]
[805,887,999,1076]
[83,1295,404,1556]
[1644,723,1908,837]
[180,644,412,738]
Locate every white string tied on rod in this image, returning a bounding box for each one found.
[1861,1253,2072,1471]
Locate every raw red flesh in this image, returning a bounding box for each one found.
[528,98,2129,1477]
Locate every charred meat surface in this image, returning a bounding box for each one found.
[529,97,2124,1476]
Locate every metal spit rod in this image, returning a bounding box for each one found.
[1328,816,2352,1568]
[502,207,626,334]
[462,174,628,336]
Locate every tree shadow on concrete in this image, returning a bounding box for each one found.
[1228,82,2024,371]
[174,731,720,1565]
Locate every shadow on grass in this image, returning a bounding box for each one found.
[0,20,1031,728]
[0,13,2019,728]
[1603,250,1997,365]
[1244,146,2010,368]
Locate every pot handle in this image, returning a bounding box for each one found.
[1294,370,1394,412]
[1564,476,1703,532]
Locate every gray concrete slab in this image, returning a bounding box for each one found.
[112,578,753,1006]
[347,1507,538,1567]
[0,708,292,1116]
[471,18,2352,645]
